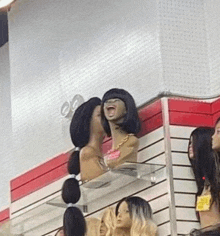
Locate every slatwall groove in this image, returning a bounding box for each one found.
[11,189,61,216]
[148,192,168,203]
[172,151,187,153]
[138,139,165,162]
[139,138,164,152]
[143,152,165,164]
[170,137,190,140]
[157,222,171,236]
[174,178,195,181]
[138,127,164,150]
[157,220,170,227]
[153,206,169,214]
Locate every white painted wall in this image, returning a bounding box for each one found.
[0,43,13,209]
[8,0,162,184]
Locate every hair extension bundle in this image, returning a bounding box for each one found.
[61,97,102,236]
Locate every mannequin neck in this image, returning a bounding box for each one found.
[109,122,128,149]
[115,228,131,236]
[87,131,104,156]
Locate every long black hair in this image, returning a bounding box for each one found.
[62,97,101,236]
[101,88,141,137]
[213,117,220,211]
[188,127,218,206]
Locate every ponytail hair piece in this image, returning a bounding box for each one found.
[63,207,86,236]
[62,177,80,204]
[62,97,101,236]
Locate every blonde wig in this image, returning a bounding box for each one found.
[115,196,157,236]
[100,207,116,236]
[86,217,101,236]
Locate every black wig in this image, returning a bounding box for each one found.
[68,97,101,175]
[213,117,220,209]
[62,97,101,236]
[101,88,141,137]
[188,127,219,207]
[115,196,153,220]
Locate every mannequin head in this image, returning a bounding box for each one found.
[188,127,217,199]
[101,88,141,137]
[100,207,116,236]
[68,97,103,175]
[212,117,220,152]
[70,97,103,148]
[115,196,157,236]
[103,98,126,123]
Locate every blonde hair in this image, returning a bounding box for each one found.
[86,217,101,236]
[115,196,157,236]
[131,215,157,236]
[100,207,116,236]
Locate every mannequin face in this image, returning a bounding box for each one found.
[104,98,126,122]
[116,201,132,229]
[212,121,220,151]
[100,219,108,236]
[90,105,104,135]
[188,136,194,159]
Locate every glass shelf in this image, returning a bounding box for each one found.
[9,162,165,236]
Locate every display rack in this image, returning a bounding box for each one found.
[9,162,165,236]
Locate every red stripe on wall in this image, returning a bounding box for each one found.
[139,100,162,121]
[168,99,211,114]
[212,98,220,115]
[11,163,68,202]
[0,208,9,223]
[169,111,213,127]
[11,153,69,191]
[138,112,163,137]
[213,111,220,125]
[10,97,220,202]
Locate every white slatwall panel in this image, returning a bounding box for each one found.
[78,128,171,236]
[170,126,199,234]
[177,222,200,235]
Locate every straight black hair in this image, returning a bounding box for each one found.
[68,97,101,175]
[188,127,219,209]
[101,88,141,137]
[63,207,86,236]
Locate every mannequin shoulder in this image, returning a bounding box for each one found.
[127,135,139,147]
[80,146,96,160]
